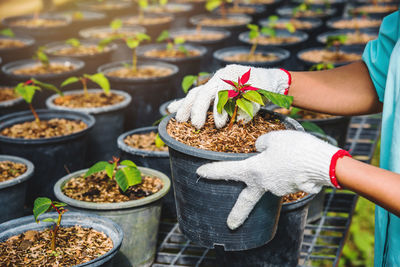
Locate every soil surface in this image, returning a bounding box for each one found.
[123,16,172,26]
[12,63,75,76]
[322,32,376,45]
[275,19,313,30]
[144,49,200,58]
[175,0,206,3]
[167,112,286,153]
[1,119,87,139]
[106,66,172,79]
[63,172,163,203]
[145,5,187,14]
[351,4,397,14]
[283,191,308,204]
[52,45,108,56]
[227,6,256,14]
[0,226,113,266]
[224,52,278,62]
[331,18,381,29]
[174,32,225,42]
[198,17,248,27]
[238,0,274,3]
[89,30,140,40]
[0,39,26,49]
[292,10,326,18]
[9,18,67,28]
[300,50,361,64]
[251,35,301,45]
[0,161,27,183]
[89,2,126,10]
[274,107,336,119]
[124,131,168,152]
[53,92,124,108]
[0,87,18,102]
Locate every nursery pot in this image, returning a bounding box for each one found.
[54,167,171,267]
[213,46,290,69]
[0,212,123,267]
[76,0,135,18]
[316,29,378,50]
[291,0,346,17]
[215,193,315,266]
[0,109,95,204]
[349,3,399,19]
[217,4,267,23]
[98,61,178,130]
[0,87,25,116]
[158,110,304,251]
[326,17,381,33]
[144,3,193,29]
[55,10,107,38]
[276,5,337,23]
[159,98,177,117]
[117,126,176,218]
[0,35,35,65]
[46,89,131,166]
[0,155,34,223]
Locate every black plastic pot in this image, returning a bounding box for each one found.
[55,10,107,38]
[159,98,176,117]
[0,212,123,267]
[291,0,346,17]
[190,14,252,46]
[0,155,34,223]
[0,109,95,204]
[1,58,85,108]
[44,40,117,74]
[144,3,193,29]
[46,89,131,166]
[0,35,35,65]
[172,0,207,15]
[213,46,290,69]
[170,28,231,72]
[216,4,267,23]
[0,86,25,116]
[117,126,176,218]
[326,16,381,33]
[215,193,315,266]
[276,5,337,23]
[77,0,135,18]
[137,43,207,98]
[348,3,399,19]
[316,29,378,50]
[2,14,72,47]
[158,110,304,251]
[98,61,179,130]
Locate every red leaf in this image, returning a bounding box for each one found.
[240,68,251,85]
[228,90,239,98]
[238,76,241,86]
[221,79,237,88]
[242,85,259,91]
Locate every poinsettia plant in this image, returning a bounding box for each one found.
[217,68,293,129]
[61,73,110,97]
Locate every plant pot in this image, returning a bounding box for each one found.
[349,3,399,19]
[0,35,35,66]
[137,43,207,98]
[238,29,308,70]
[291,0,346,17]
[190,14,252,46]
[326,16,381,33]
[54,167,171,267]
[159,98,177,117]
[77,0,135,18]
[316,29,378,50]
[276,5,337,23]
[55,10,107,38]
[215,4,267,22]
[119,14,174,40]
[170,28,231,72]
[0,109,95,204]
[144,3,193,29]
[0,86,25,116]
[44,40,117,74]
[0,155,34,223]
[117,126,176,219]
[1,58,85,108]
[98,60,179,130]
[213,46,290,69]
[0,212,123,267]
[171,0,207,15]
[2,14,72,47]
[46,89,131,166]
[215,193,315,266]
[158,110,304,251]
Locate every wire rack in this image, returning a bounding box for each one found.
[153,114,382,267]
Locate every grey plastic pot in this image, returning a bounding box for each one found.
[215,193,315,266]
[349,3,398,19]
[0,109,95,204]
[54,167,171,267]
[55,10,107,38]
[215,4,266,22]
[0,86,25,116]
[159,98,177,117]
[0,155,34,223]
[291,0,346,17]
[276,5,337,23]
[170,28,231,72]
[213,46,290,69]
[0,35,35,65]
[144,3,193,29]
[98,60,179,130]
[326,17,381,33]
[316,29,378,50]
[117,126,176,218]
[76,0,135,18]
[158,110,304,251]
[0,212,123,267]
[44,40,117,74]
[46,89,131,166]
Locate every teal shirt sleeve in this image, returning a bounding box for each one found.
[362,11,400,102]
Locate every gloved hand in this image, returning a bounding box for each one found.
[197,130,343,230]
[167,64,291,129]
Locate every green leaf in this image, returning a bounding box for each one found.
[217,90,229,114]
[120,160,137,168]
[178,45,189,56]
[0,28,14,37]
[268,15,279,22]
[138,0,148,8]
[261,27,276,37]
[258,89,293,109]
[206,0,222,11]
[65,38,81,47]
[115,167,142,192]
[157,30,170,42]
[248,30,259,40]
[225,99,236,116]
[153,115,167,126]
[237,98,254,118]
[243,90,264,105]
[14,83,41,104]
[98,37,115,50]
[105,163,115,179]
[85,161,109,178]
[174,37,185,45]
[126,38,140,49]
[159,0,168,5]
[247,24,259,31]
[136,33,151,42]
[41,218,58,223]
[110,19,122,31]
[85,73,110,94]
[61,76,80,87]
[34,47,49,66]
[285,22,296,33]
[31,78,62,96]
[300,121,326,135]
[52,201,67,207]
[155,133,165,148]
[198,72,210,77]
[33,197,52,222]
[289,107,301,117]
[181,75,197,93]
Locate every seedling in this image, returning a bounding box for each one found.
[217,68,293,129]
[155,133,166,148]
[72,11,84,20]
[125,33,151,72]
[85,157,142,192]
[247,24,275,60]
[181,72,210,94]
[289,107,326,135]
[61,73,110,97]
[0,28,14,37]
[33,197,67,252]
[309,62,334,71]
[33,46,50,69]
[292,2,323,16]
[138,0,148,22]
[205,0,233,19]
[326,34,347,53]
[14,79,62,123]
[65,38,81,48]
[156,30,188,56]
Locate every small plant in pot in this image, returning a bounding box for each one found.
[53,157,171,266]
[0,197,123,266]
[0,28,35,65]
[317,29,377,48]
[46,73,132,166]
[276,3,337,22]
[327,15,381,32]
[76,0,134,18]
[348,2,398,19]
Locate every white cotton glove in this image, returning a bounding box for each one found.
[167,64,291,129]
[197,130,342,230]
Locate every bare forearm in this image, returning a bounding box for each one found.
[289,61,383,116]
[336,157,400,216]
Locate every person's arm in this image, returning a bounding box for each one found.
[289,61,383,116]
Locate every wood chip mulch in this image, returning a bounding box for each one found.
[282,191,308,204]
[0,87,18,102]
[0,161,27,183]
[144,49,200,59]
[53,92,124,109]
[13,64,75,76]
[62,172,163,203]
[124,131,168,152]
[224,53,278,63]
[107,66,172,79]
[0,119,87,139]
[0,39,26,49]
[0,226,113,266]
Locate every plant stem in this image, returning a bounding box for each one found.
[221,2,227,20]
[139,9,144,23]
[82,78,88,97]
[132,48,137,73]
[228,103,238,130]
[248,42,257,61]
[29,103,40,123]
[50,203,63,252]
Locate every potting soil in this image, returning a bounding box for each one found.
[124,131,169,152]
[106,66,172,79]
[198,17,248,27]
[9,18,67,28]
[0,88,18,102]
[282,191,308,204]
[52,45,108,56]
[0,161,27,182]
[224,53,278,63]
[0,39,26,49]
[251,36,301,45]
[331,18,381,29]
[274,107,336,119]
[53,92,125,108]
[174,32,226,42]
[144,49,200,59]
[12,63,75,75]
[300,50,362,64]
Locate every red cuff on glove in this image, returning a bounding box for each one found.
[279,68,291,95]
[329,149,352,189]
